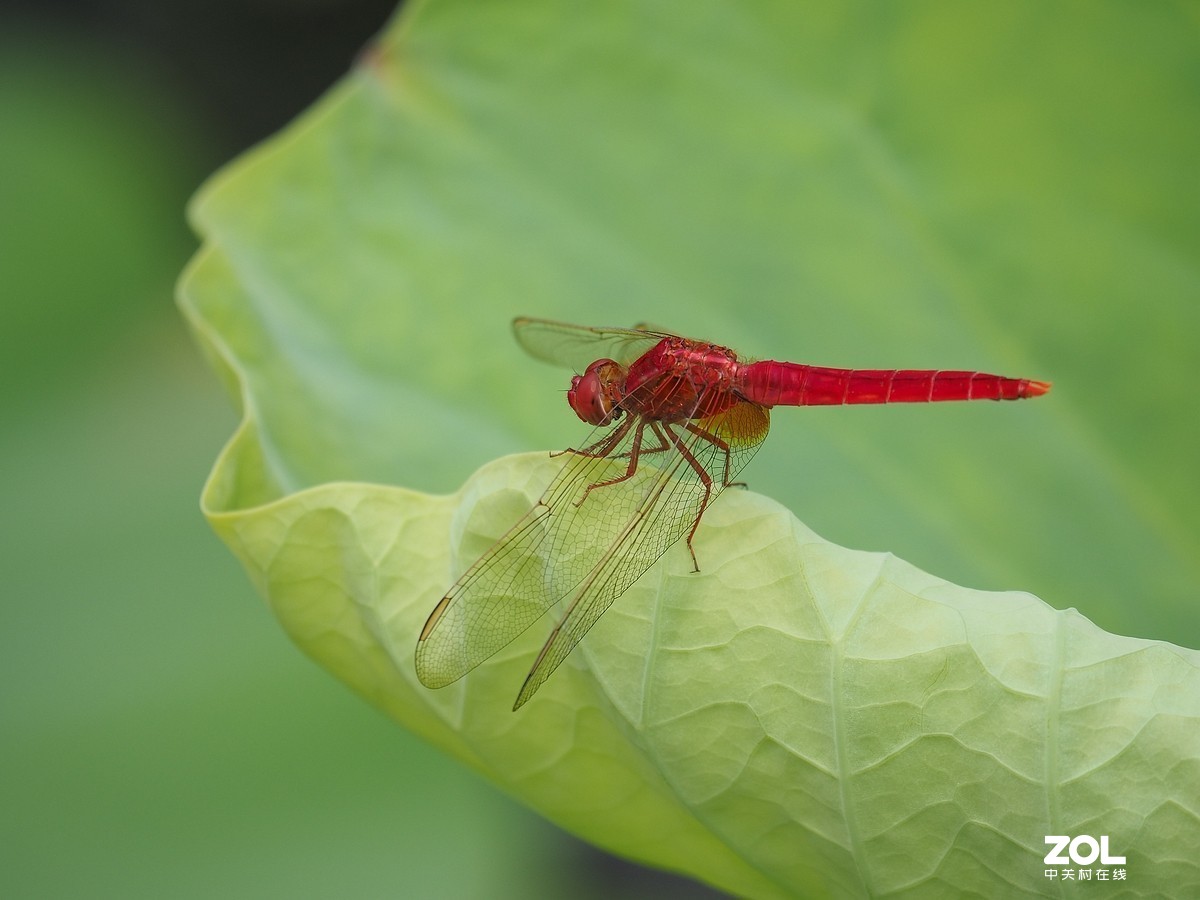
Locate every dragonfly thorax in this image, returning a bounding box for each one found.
[621,338,744,422]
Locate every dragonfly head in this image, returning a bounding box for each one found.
[569,358,625,425]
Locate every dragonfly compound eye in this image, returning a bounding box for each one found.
[568,358,623,425]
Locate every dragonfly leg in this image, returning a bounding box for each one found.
[575,420,648,507]
[612,422,670,460]
[683,421,734,487]
[555,415,633,460]
[659,421,715,573]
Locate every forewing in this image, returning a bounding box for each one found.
[512,317,671,370]
[512,399,770,709]
[414,423,638,689]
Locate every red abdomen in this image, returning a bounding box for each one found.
[738,361,1050,406]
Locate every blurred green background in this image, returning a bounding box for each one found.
[0,3,714,897]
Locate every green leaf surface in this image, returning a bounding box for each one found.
[196,453,1200,898]
[179,1,1200,896]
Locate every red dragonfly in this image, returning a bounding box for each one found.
[416,317,1049,710]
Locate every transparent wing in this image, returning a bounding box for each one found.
[512,317,674,370]
[414,371,770,708]
[512,398,769,708]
